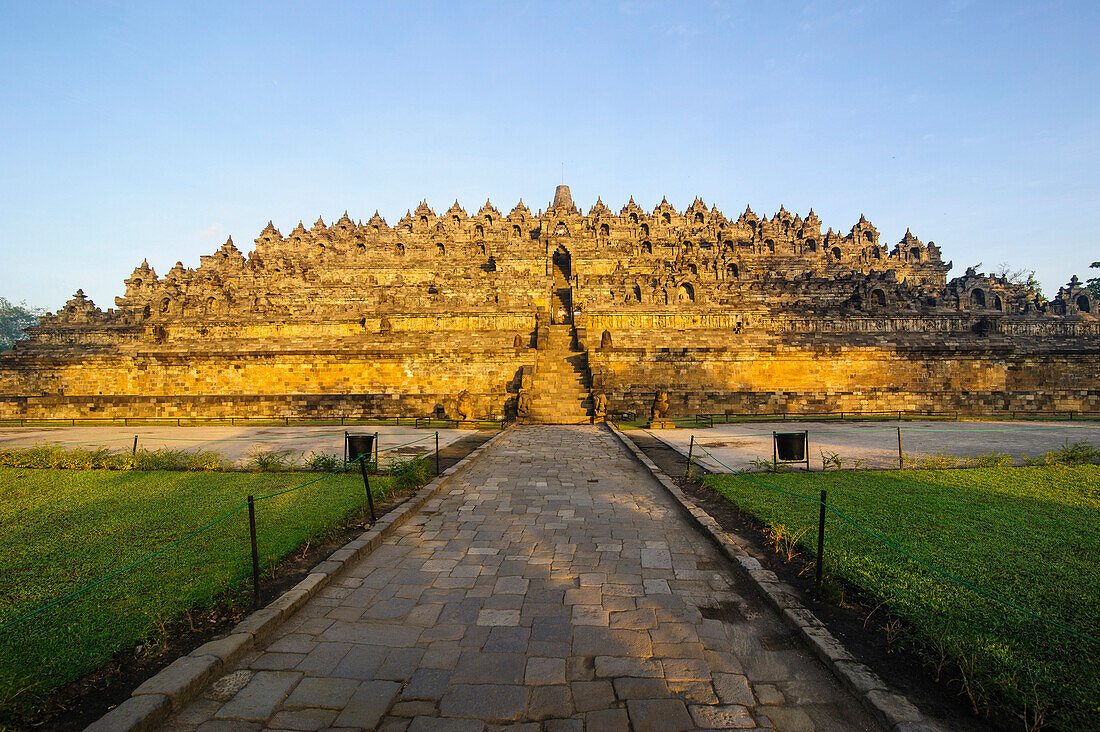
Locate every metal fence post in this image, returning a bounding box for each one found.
[897,427,903,469]
[374,431,380,469]
[343,431,348,469]
[803,430,810,472]
[816,490,826,590]
[132,435,138,456]
[247,495,261,610]
[358,455,376,524]
[686,435,695,479]
[435,431,441,475]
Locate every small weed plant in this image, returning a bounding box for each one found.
[389,456,433,494]
[747,458,791,473]
[763,523,808,562]
[1048,438,1100,465]
[820,450,865,471]
[906,450,962,470]
[905,441,1098,471]
[133,447,227,471]
[0,444,229,471]
[973,451,1013,468]
[304,451,339,473]
[245,448,298,473]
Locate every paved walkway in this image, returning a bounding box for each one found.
[650,419,1100,472]
[162,425,878,731]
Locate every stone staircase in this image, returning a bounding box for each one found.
[528,323,592,424]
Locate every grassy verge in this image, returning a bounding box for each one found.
[0,466,399,724]
[702,466,1100,730]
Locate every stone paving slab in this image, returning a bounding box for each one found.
[158,425,880,731]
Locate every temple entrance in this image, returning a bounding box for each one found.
[552,245,572,324]
[552,246,571,282]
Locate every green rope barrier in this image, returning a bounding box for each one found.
[0,430,441,452]
[376,434,435,453]
[692,442,1100,645]
[659,423,1100,441]
[0,461,360,633]
[0,504,248,632]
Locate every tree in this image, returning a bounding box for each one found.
[0,298,44,351]
[967,262,1044,300]
[992,262,1044,299]
[1088,261,1100,299]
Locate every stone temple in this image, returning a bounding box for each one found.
[1,185,1097,422]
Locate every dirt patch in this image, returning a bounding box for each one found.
[700,439,760,448]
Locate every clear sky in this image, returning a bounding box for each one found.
[1,1,1097,311]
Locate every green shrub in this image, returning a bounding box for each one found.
[974,450,1013,468]
[0,445,230,471]
[305,451,339,472]
[389,456,433,493]
[1048,439,1100,465]
[132,447,228,471]
[906,450,963,470]
[245,448,298,472]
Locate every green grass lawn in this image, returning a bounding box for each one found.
[0,467,394,724]
[702,465,1100,730]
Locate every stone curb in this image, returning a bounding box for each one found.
[85,425,515,732]
[606,422,943,732]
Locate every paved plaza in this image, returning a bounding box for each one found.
[646,419,1100,472]
[0,425,469,468]
[161,425,878,731]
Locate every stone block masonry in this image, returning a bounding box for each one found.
[2,184,1097,421]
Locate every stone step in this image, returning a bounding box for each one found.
[527,333,592,421]
[530,392,589,401]
[530,393,588,401]
[529,406,589,413]
[528,405,589,412]
[526,415,591,424]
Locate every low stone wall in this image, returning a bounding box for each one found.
[0,348,535,420]
[588,345,1100,417]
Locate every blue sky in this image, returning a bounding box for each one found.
[1,1,1097,310]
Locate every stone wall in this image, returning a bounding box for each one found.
[0,347,534,420]
[589,343,1100,417]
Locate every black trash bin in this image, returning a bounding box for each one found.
[346,434,376,462]
[774,432,806,461]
